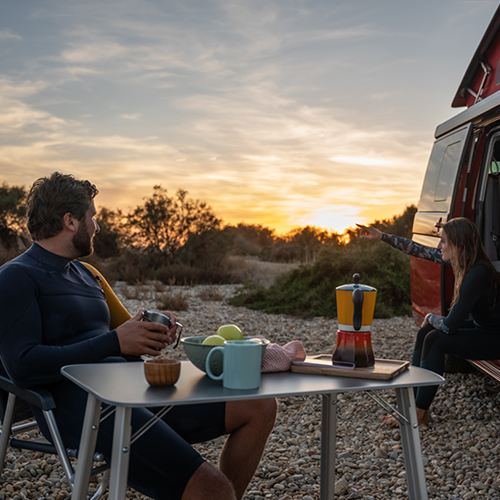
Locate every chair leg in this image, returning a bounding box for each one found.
[90,469,110,500]
[0,393,16,475]
[43,410,74,485]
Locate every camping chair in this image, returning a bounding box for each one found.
[0,374,110,499]
[0,262,132,497]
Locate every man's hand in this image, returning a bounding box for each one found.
[116,310,174,356]
[356,224,383,240]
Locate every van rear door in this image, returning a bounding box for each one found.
[411,123,472,319]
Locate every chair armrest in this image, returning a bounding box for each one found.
[0,375,56,411]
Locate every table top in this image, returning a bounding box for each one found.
[61,361,443,407]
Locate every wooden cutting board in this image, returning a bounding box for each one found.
[291,354,410,380]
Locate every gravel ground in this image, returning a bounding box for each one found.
[1,284,499,500]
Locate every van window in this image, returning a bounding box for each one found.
[434,141,465,201]
[417,124,471,212]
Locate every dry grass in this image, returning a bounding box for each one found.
[121,286,140,300]
[156,291,189,311]
[227,256,300,287]
[152,281,166,293]
[197,287,224,301]
[121,285,158,301]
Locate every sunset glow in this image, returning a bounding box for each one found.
[0,1,497,234]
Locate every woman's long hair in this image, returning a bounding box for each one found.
[443,217,500,304]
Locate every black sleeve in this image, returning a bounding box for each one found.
[0,265,122,388]
[443,265,488,333]
[381,233,443,264]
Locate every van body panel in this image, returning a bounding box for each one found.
[435,92,500,138]
[410,257,441,320]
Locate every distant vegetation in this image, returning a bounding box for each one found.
[230,206,417,318]
[0,182,345,283]
[0,181,416,317]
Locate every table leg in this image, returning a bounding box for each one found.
[395,387,428,500]
[108,406,132,500]
[320,393,337,500]
[72,394,102,500]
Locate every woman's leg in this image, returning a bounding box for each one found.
[381,325,436,427]
[416,328,500,410]
[411,323,435,367]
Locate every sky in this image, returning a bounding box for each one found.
[0,0,498,234]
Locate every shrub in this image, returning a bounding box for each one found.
[230,239,411,318]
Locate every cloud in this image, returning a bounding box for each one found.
[0,79,47,98]
[61,40,127,64]
[329,155,398,167]
[119,113,142,120]
[0,29,22,41]
[0,0,448,233]
[0,79,66,133]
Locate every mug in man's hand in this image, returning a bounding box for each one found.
[142,309,183,348]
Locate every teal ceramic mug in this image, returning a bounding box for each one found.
[205,340,262,389]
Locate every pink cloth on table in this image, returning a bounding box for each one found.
[261,340,306,373]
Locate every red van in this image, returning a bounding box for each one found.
[411,7,500,379]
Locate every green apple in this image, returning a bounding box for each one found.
[202,335,226,346]
[217,324,244,341]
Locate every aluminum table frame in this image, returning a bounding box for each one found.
[61,361,443,500]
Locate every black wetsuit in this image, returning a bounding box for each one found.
[0,244,225,499]
[382,234,500,409]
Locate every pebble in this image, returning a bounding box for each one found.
[2,284,499,499]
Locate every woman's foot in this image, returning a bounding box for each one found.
[380,414,399,428]
[416,408,430,427]
[381,408,430,428]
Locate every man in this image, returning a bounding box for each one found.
[0,172,277,500]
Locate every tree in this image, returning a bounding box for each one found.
[123,186,221,258]
[0,183,27,248]
[93,207,122,258]
[284,226,340,262]
[223,223,276,256]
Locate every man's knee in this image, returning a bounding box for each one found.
[254,397,278,422]
[226,397,278,432]
[183,462,235,500]
[248,398,277,428]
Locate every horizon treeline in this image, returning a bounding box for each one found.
[0,181,416,288]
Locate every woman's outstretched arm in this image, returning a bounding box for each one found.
[356,224,443,264]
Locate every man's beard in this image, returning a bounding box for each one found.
[72,219,94,257]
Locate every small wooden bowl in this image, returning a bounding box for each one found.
[144,359,181,386]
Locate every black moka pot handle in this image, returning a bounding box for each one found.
[352,273,363,331]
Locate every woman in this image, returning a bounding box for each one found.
[358,217,500,426]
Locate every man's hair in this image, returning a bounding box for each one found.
[27,172,98,240]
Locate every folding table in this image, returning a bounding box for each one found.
[62,361,443,500]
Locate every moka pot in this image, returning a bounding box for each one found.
[332,273,376,368]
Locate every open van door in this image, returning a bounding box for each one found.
[476,129,500,270]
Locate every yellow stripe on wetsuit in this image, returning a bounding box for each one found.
[80,262,131,329]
